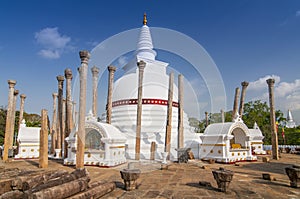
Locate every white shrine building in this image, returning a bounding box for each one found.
[15,120,41,159]
[249,122,266,155]
[199,116,257,163]
[64,111,127,167]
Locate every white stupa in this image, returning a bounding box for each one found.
[285,109,296,128]
[111,15,201,160]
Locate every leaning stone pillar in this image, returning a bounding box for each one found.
[39,109,48,168]
[91,66,100,118]
[205,111,209,128]
[76,50,90,169]
[239,81,249,117]
[18,94,26,129]
[165,72,174,158]
[64,69,73,158]
[106,65,116,124]
[178,74,184,149]
[135,60,146,160]
[56,75,65,157]
[232,87,240,120]
[51,93,58,154]
[266,78,279,160]
[3,80,16,161]
[11,90,19,146]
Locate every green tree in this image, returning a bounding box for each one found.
[0,107,41,146]
[243,100,284,145]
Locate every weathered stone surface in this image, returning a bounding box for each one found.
[120,169,141,191]
[212,168,234,192]
[285,166,300,188]
[176,148,190,163]
[262,157,270,163]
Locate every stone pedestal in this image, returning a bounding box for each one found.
[120,169,141,191]
[161,152,168,164]
[176,148,190,163]
[285,165,300,188]
[55,149,61,158]
[212,168,234,192]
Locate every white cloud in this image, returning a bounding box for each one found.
[35,27,71,59]
[296,10,300,17]
[38,49,60,59]
[249,75,300,122]
[248,74,280,91]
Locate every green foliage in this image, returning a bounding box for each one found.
[0,107,41,146]
[278,127,300,145]
[242,100,284,145]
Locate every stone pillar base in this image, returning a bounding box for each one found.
[120,169,141,191]
[212,168,234,192]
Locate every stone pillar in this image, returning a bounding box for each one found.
[64,69,73,158]
[232,87,240,120]
[106,65,116,124]
[39,109,48,168]
[221,109,225,123]
[76,50,90,169]
[18,94,26,129]
[56,75,65,157]
[135,60,146,160]
[165,72,174,158]
[11,89,19,146]
[266,78,279,160]
[3,80,16,161]
[91,66,100,118]
[150,142,156,161]
[62,98,66,157]
[51,93,58,154]
[205,112,209,127]
[178,74,184,149]
[239,81,249,117]
[72,101,76,129]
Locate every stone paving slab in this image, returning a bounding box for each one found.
[1,154,300,198]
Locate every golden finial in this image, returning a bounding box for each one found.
[143,13,147,25]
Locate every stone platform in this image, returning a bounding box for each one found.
[1,154,300,198]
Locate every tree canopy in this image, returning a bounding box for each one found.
[194,100,299,145]
[0,107,41,146]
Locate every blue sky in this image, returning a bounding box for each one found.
[0,0,300,123]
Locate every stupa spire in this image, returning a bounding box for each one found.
[143,13,147,25]
[136,13,157,60]
[287,109,293,121]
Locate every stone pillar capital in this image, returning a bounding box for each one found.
[91,66,100,76]
[56,75,65,83]
[266,78,275,86]
[79,50,90,64]
[64,68,73,79]
[52,92,58,98]
[20,94,26,99]
[107,65,116,73]
[241,81,249,87]
[137,60,146,70]
[8,80,16,88]
[14,90,19,96]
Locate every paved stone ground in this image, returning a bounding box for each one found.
[1,153,300,199]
